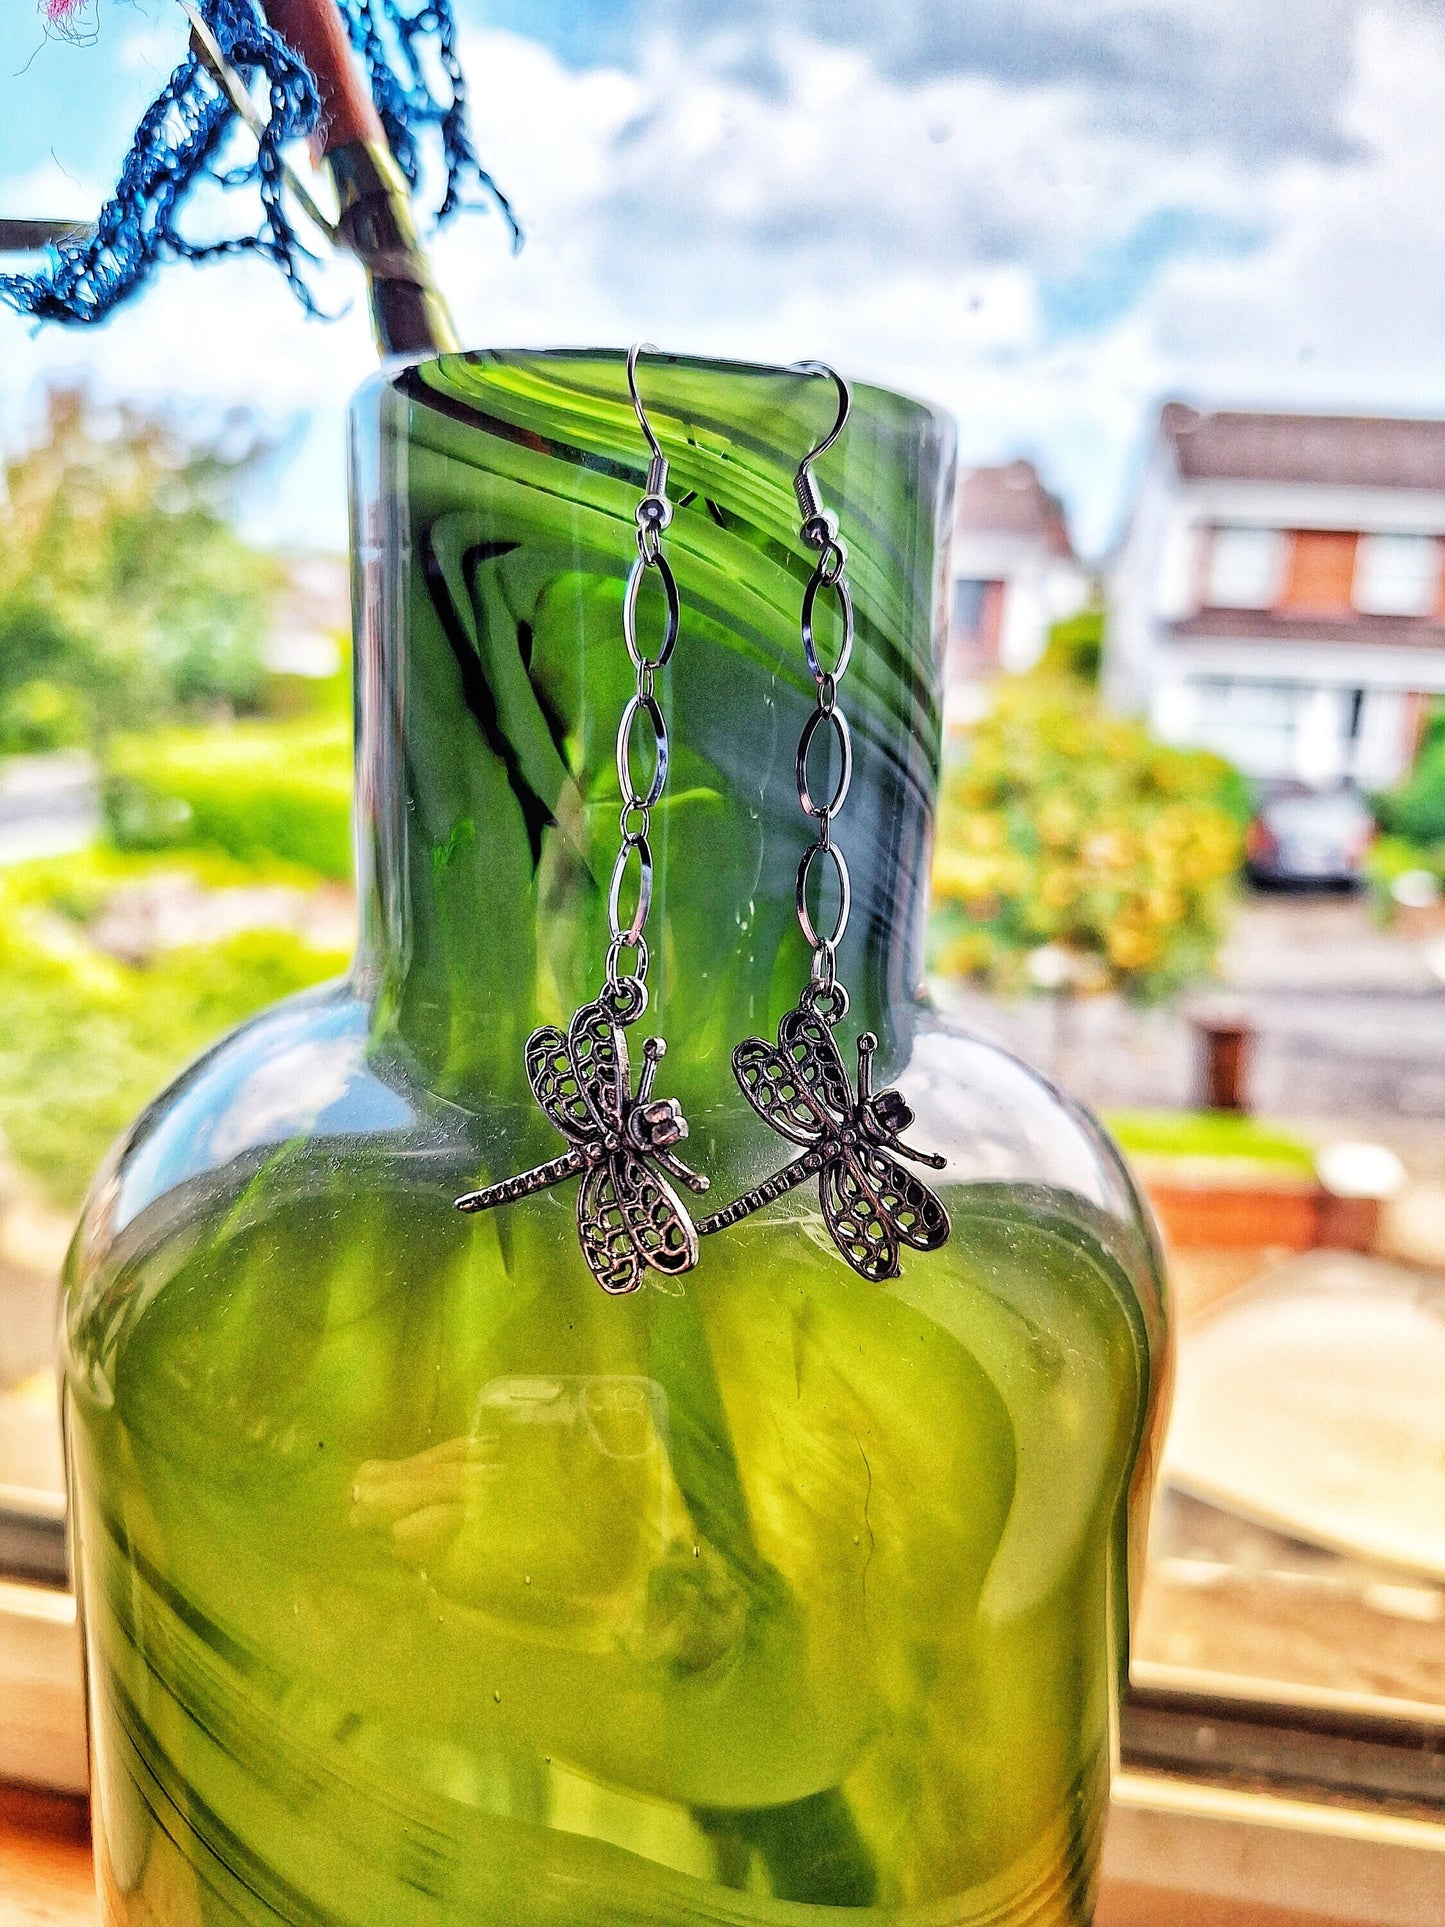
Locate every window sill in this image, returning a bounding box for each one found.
[3,1577,1443,1924]
[1103,1771,1445,1926]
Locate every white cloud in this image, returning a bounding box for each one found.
[7,4,1445,559]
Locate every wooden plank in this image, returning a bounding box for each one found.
[0,1788,94,1926]
[1100,1880,1357,1925]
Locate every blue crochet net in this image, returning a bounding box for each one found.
[0,0,518,325]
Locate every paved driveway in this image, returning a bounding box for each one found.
[936,889,1445,1125]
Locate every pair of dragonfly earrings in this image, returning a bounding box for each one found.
[455,348,951,1292]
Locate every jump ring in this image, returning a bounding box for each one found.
[605,933,650,983]
[800,974,849,1023]
[801,566,853,683]
[818,538,847,586]
[616,691,669,810]
[623,551,680,670]
[795,838,851,953]
[608,833,654,946]
[602,940,650,1022]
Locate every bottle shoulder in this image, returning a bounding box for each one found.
[896,1008,1169,1343]
[68,981,430,1276]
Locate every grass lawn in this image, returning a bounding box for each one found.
[1102,1108,1316,1173]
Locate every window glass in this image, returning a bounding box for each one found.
[1353,532,1442,616]
[952,577,990,637]
[1204,526,1288,608]
[1178,675,1306,778]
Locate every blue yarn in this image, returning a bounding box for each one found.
[334,1,519,234]
[0,0,517,326]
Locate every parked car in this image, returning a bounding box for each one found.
[1245,781,1376,887]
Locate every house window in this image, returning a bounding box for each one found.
[1279,529,1358,613]
[1352,532,1442,617]
[953,578,989,636]
[951,577,1006,664]
[1203,526,1287,609]
[1182,675,1309,778]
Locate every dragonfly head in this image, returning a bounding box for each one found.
[629,1096,690,1153]
[867,1087,916,1140]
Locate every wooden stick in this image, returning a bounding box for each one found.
[259,0,384,153]
[256,0,459,355]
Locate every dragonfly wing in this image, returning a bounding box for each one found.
[850,1141,950,1253]
[821,1153,901,1283]
[568,999,627,1132]
[777,1005,853,1125]
[524,1025,595,1141]
[733,1036,831,1146]
[578,1153,698,1294]
[577,1160,643,1295]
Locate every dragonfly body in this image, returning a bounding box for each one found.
[697,1002,950,1282]
[456,998,707,1295]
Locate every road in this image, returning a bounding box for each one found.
[0,755,99,866]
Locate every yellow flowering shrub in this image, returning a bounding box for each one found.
[930,671,1246,1001]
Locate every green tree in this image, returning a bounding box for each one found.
[1373,700,1445,844]
[0,387,278,750]
[930,668,1247,1002]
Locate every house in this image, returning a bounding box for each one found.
[1107,404,1445,788]
[946,460,1090,708]
[265,554,349,680]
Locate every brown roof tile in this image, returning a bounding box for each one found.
[956,459,1076,558]
[1171,607,1445,649]
[1162,402,1445,491]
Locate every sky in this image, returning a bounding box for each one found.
[4,0,1445,558]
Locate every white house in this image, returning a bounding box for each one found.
[1107,404,1445,788]
[946,461,1090,709]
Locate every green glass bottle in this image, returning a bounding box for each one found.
[62,350,1170,1925]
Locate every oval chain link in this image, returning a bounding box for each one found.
[790,365,854,1012]
[605,350,676,1020]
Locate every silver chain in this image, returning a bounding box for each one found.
[604,343,679,1024]
[790,362,854,1023]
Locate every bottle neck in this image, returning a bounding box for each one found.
[349,351,955,1110]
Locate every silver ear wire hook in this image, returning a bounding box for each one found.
[628,341,672,518]
[791,359,852,533]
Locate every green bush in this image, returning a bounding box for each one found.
[105,719,353,879]
[1373,702,1445,844]
[0,678,88,754]
[0,865,348,1206]
[1040,606,1105,682]
[930,668,1245,1001]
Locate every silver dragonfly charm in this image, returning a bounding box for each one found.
[455,998,709,1295]
[696,997,949,1283]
